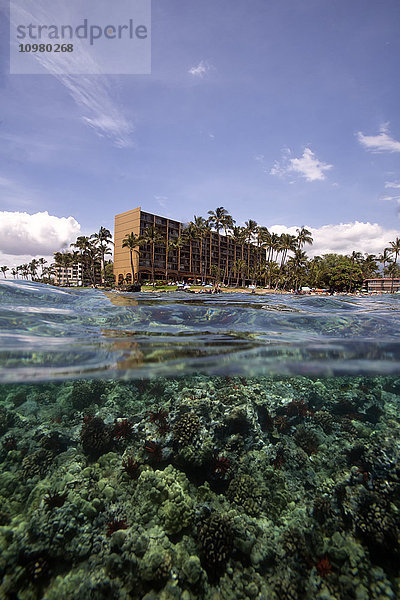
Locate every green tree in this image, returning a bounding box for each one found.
[221,212,235,284]
[53,252,73,286]
[29,259,39,280]
[91,227,113,285]
[122,232,142,283]
[104,261,115,286]
[190,216,208,284]
[388,237,400,293]
[244,219,258,279]
[208,207,230,282]
[286,249,308,290]
[71,236,97,285]
[360,254,378,279]
[38,258,47,280]
[378,248,393,276]
[20,264,29,280]
[275,233,297,289]
[141,225,164,285]
[231,226,247,286]
[1,266,9,278]
[315,254,364,292]
[296,227,313,249]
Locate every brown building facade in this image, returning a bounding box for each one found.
[364,278,400,293]
[114,207,258,284]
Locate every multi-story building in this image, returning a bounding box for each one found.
[364,278,400,293]
[53,261,102,286]
[114,207,258,284]
[53,262,85,286]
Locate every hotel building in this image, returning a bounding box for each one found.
[53,261,102,287]
[364,278,400,293]
[114,207,258,284]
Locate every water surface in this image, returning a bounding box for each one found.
[1,280,400,381]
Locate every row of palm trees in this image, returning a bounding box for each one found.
[122,206,314,286]
[0,258,49,280]
[121,208,400,291]
[53,226,113,286]
[0,227,114,287]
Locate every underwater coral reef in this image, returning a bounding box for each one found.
[0,375,399,599]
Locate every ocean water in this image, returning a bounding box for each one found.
[0,280,399,599]
[1,279,400,381]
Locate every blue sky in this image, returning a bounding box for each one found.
[1,0,400,266]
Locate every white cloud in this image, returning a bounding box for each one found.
[61,76,133,147]
[154,195,168,208]
[269,221,399,257]
[188,60,210,77]
[270,147,333,182]
[357,124,400,153]
[10,2,133,148]
[0,211,81,257]
[385,181,400,189]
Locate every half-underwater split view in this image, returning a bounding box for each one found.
[3,0,400,598]
[1,280,400,599]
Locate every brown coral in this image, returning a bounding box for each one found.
[173,412,200,446]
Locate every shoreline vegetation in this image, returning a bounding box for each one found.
[1,210,399,293]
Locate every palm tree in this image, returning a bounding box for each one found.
[276,233,297,288]
[231,226,247,286]
[11,268,17,279]
[122,232,142,283]
[163,238,177,283]
[202,220,212,282]
[266,232,280,288]
[256,226,270,282]
[244,220,258,280]
[232,258,246,288]
[183,222,197,276]
[378,248,393,276]
[348,251,364,292]
[388,237,400,292]
[296,227,313,249]
[207,207,229,282]
[361,254,378,279]
[38,258,47,280]
[286,249,308,290]
[71,236,94,285]
[91,227,113,285]
[169,233,185,281]
[21,264,30,280]
[53,252,73,286]
[1,266,9,278]
[141,225,164,285]
[29,259,39,280]
[190,216,208,284]
[221,212,235,284]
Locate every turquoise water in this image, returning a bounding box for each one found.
[0,280,400,599]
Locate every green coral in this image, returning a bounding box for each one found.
[227,474,262,516]
[135,466,194,534]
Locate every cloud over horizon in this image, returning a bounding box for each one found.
[269,221,398,258]
[0,211,81,257]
